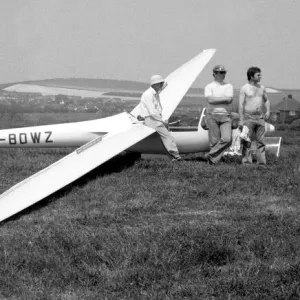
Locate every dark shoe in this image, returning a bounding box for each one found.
[242,162,254,166]
[257,163,267,169]
[206,157,214,165]
[205,154,214,165]
[171,157,182,162]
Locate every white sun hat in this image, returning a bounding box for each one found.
[150,75,164,86]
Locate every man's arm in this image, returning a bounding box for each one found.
[263,89,270,119]
[238,88,246,126]
[206,96,233,104]
[141,93,163,121]
[205,84,233,104]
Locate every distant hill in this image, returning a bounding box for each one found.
[0,82,17,90]
[1,78,300,109]
[27,78,149,91]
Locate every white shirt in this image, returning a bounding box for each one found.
[205,81,233,114]
[139,87,163,122]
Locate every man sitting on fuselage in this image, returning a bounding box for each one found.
[137,75,182,162]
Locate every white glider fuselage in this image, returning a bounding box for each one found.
[0,116,276,154]
[0,111,275,154]
[0,112,211,153]
[129,127,210,154]
[0,113,128,148]
[0,119,105,148]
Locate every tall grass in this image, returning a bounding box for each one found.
[0,130,299,299]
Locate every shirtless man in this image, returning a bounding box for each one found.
[239,67,270,165]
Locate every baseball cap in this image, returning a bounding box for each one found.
[213,65,227,73]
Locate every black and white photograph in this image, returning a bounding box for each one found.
[0,1,299,299]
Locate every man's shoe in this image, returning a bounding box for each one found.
[172,157,182,162]
[205,154,214,165]
[206,157,214,165]
[257,163,267,169]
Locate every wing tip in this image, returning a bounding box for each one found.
[203,48,217,54]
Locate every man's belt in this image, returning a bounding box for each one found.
[245,111,263,116]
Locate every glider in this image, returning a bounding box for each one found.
[0,49,218,223]
[0,49,282,223]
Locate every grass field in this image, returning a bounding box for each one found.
[0,128,299,299]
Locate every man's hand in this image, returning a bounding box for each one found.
[162,119,169,129]
[137,115,145,121]
[264,112,270,120]
[238,121,244,131]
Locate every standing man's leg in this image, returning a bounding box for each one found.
[206,115,220,163]
[207,115,220,148]
[255,118,266,165]
[207,115,231,163]
[219,115,232,153]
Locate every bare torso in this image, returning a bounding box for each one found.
[240,83,266,113]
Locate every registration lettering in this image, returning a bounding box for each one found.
[8,131,53,145]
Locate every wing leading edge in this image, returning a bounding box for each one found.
[0,124,156,223]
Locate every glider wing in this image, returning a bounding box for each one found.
[131,48,216,120]
[0,124,156,223]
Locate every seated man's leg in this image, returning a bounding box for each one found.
[145,118,180,160]
[144,117,157,130]
[156,122,181,159]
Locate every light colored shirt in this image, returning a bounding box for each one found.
[205,81,233,114]
[139,87,163,122]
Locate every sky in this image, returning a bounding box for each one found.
[0,0,299,89]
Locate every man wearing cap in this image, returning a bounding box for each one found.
[204,65,234,164]
[239,67,270,165]
[137,75,182,161]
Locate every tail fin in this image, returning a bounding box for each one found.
[198,107,208,131]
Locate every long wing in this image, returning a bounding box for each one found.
[131,49,216,120]
[0,49,216,223]
[0,124,156,223]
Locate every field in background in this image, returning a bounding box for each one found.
[0,112,101,129]
[0,126,299,299]
[2,78,300,108]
